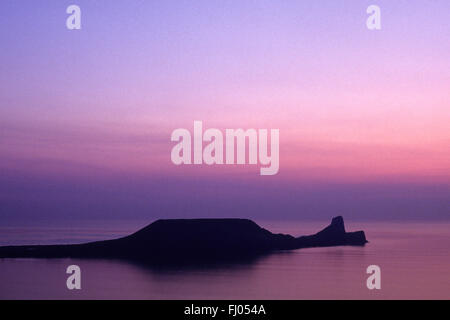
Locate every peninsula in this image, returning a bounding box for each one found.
[0,216,367,263]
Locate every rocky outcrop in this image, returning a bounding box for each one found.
[0,216,367,263]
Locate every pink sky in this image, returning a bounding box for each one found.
[0,1,449,221]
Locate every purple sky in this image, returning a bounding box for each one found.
[0,0,449,224]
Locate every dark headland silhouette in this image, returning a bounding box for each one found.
[0,216,367,264]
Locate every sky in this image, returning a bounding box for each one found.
[0,0,449,224]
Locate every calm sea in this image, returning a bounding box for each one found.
[0,220,449,300]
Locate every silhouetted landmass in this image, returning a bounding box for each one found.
[0,216,367,263]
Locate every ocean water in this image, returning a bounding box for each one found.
[0,220,449,300]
